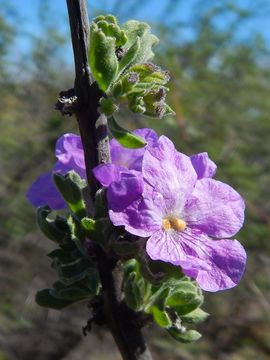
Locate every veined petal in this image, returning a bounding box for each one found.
[107,171,144,211]
[26,172,66,210]
[146,229,209,269]
[54,133,86,178]
[93,163,125,187]
[190,152,217,179]
[109,193,161,237]
[146,228,246,292]
[185,178,245,238]
[181,234,247,292]
[143,136,197,211]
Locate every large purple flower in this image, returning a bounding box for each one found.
[99,135,246,292]
[27,129,157,209]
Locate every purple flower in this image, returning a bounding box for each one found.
[27,133,85,209]
[27,129,157,210]
[101,135,246,292]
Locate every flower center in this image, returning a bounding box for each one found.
[162,217,187,232]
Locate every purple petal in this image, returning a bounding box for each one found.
[182,236,247,292]
[107,171,144,211]
[93,163,125,187]
[184,178,245,238]
[26,172,66,210]
[54,133,86,179]
[142,136,197,211]
[146,228,246,292]
[110,128,158,171]
[190,152,217,179]
[109,186,161,237]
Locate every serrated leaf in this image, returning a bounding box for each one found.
[108,116,146,149]
[181,308,209,324]
[167,328,202,343]
[89,24,119,92]
[36,289,75,310]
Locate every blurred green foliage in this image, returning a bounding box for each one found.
[0,0,270,359]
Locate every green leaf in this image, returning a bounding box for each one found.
[52,255,95,286]
[167,328,202,343]
[53,172,86,218]
[181,308,209,324]
[129,63,169,85]
[37,206,67,243]
[108,116,146,149]
[123,20,159,64]
[89,23,119,92]
[81,217,113,247]
[36,289,75,310]
[149,306,172,328]
[67,215,89,258]
[118,36,140,73]
[124,272,142,311]
[165,282,203,315]
[51,281,91,301]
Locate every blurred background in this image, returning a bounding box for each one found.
[0,0,270,359]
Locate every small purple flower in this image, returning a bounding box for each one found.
[102,135,246,292]
[27,133,85,209]
[27,129,157,210]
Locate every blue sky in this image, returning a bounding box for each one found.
[6,0,270,62]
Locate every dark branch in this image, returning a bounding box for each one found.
[66,0,110,203]
[65,1,152,359]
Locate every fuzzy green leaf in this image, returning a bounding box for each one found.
[167,328,202,343]
[108,116,147,148]
[166,282,203,315]
[53,172,86,218]
[181,308,209,324]
[37,206,67,243]
[89,23,119,91]
[123,20,158,64]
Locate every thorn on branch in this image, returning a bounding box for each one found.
[55,88,78,115]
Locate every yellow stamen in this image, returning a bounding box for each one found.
[162,217,187,232]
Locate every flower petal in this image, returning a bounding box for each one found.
[143,136,197,212]
[54,133,86,178]
[26,172,66,210]
[107,171,144,211]
[93,163,125,187]
[185,178,245,238]
[109,186,161,238]
[146,228,246,292]
[190,152,217,179]
[182,235,247,292]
